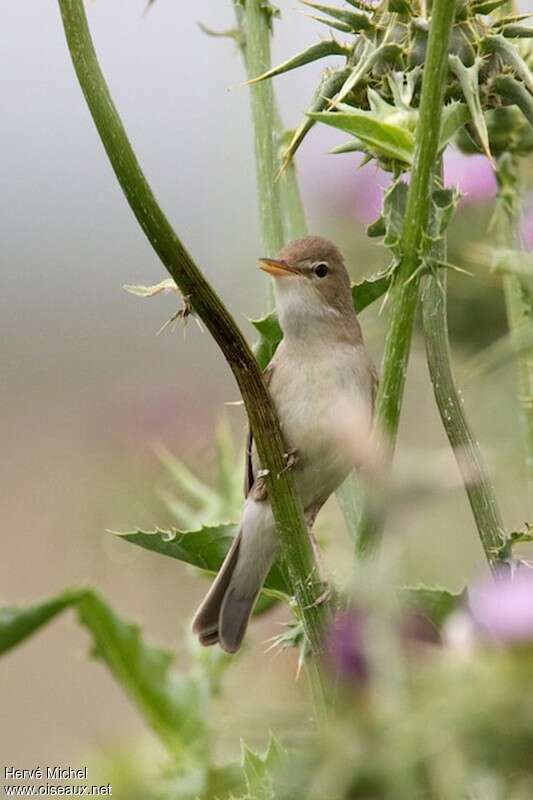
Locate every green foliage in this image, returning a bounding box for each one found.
[1,590,209,767]
[114,525,290,598]
[240,735,288,800]
[156,419,243,529]
[0,588,83,656]
[310,108,415,165]
[401,584,466,629]
[248,40,347,84]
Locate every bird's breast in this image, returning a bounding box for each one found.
[270,341,373,506]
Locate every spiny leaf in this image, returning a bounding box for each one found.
[449,56,492,160]
[330,137,366,154]
[0,589,211,767]
[367,178,409,261]
[332,40,403,108]
[76,591,211,763]
[471,0,508,13]
[299,0,371,30]
[482,35,533,95]
[197,22,245,48]
[305,14,352,33]
[507,523,533,548]
[241,734,288,800]
[492,74,533,126]
[278,67,350,175]
[0,588,83,656]
[251,312,283,369]
[352,269,394,312]
[502,24,533,38]
[429,188,459,242]
[439,101,470,151]
[401,584,466,630]
[344,0,373,8]
[247,40,347,85]
[309,109,415,164]
[114,526,291,596]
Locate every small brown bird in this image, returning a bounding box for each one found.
[192,236,378,653]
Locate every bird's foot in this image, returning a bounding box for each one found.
[277,448,299,478]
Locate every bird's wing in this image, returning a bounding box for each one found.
[244,362,275,501]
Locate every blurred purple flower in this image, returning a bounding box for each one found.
[443,151,497,204]
[325,609,370,685]
[299,126,389,225]
[469,569,533,645]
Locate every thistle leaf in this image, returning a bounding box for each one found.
[401,584,466,630]
[299,0,371,31]
[278,67,351,175]
[438,101,470,151]
[449,56,492,160]
[197,22,245,48]
[251,312,283,369]
[305,14,352,33]
[247,40,348,85]
[241,734,288,800]
[352,269,394,312]
[0,588,83,656]
[329,138,367,154]
[0,589,211,766]
[492,75,533,126]
[344,0,373,8]
[331,40,403,108]
[471,0,508,13]
[114,526,291,596]
[366,178,408,263]
[507,523,533,548]
[309,109,415,164]
[502,24,533,38]
[482,35,533,95]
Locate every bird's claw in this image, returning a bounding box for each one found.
[277,448,299,478]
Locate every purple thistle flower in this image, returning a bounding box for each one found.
[469,569,533,645]
[443,151,497,204]
[325,609,370,685]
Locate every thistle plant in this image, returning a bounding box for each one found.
[3,1,533,798]
[247,0,533,565]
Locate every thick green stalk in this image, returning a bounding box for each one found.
[235,1,284,261]
[234,1,330,715]
[355,0,457,556]
[57,0,329,663]
[422,259,506,572]
[494,155,533,514]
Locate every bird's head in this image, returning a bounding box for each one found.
[258,236,357,341]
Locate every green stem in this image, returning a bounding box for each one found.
[422,259,506,573]
[234,1,331,714]
[494,154,533,515]
[235,1,284,261]
[57,0,329,662]
[355,0,457,557]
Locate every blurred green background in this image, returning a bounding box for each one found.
[1,0,531,789]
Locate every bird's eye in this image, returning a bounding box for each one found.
[313,262,329,278]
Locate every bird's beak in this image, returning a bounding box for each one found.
[257,258,300,277]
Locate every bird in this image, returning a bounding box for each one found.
[192,235,378,653]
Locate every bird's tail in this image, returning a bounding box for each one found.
[192,500,278,653]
